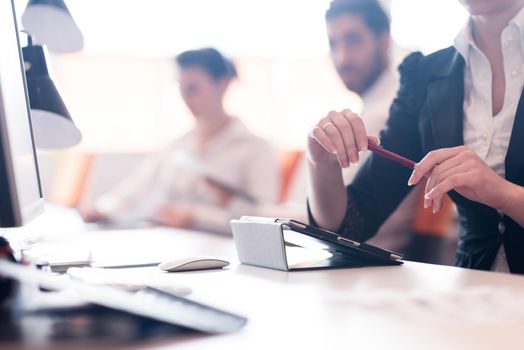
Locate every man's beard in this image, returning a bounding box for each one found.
[338,54,386,95]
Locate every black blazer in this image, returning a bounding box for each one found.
[338,47,524,273]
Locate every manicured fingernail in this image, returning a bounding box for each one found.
[424,199,429,209]
[433,206,438,214]
[407,175,415,186]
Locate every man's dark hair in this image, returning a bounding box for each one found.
[176,47,237,80]
[325,0,390,35]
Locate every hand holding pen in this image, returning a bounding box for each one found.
[308,108,416,170]
[308,109,372,168]
[307,109,524,226]
[306,108,417,232]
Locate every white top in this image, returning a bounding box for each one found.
[454,5,524,273]
[286,68,419,252]
[95,118,280,234]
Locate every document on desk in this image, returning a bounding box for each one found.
[345,286,524,325]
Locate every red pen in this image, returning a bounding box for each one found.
[367,138,417,170]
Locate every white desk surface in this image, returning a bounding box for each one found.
[4,206,524,350]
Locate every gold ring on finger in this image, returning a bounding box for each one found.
[322,122,335,131]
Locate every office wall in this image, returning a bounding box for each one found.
[34,0,467,206]
[50,54,361,152]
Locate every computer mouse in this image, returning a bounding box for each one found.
[158,256,230,272]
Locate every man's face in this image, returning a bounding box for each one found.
[327,14,389,94]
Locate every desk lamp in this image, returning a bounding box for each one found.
[21,0,83,149]
[21,0,84,53]
[22,36,82,149]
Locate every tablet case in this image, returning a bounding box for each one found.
[230,218,402,271]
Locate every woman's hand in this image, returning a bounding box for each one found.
[77,207,108,223]
[204,178,234,206]
[408,146,514,213]
[155,205,194,228]
[306,109,375,231]
[307,109,374,169]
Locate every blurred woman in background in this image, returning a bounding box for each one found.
[82,47,280,234]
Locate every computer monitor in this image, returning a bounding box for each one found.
[0,0,44,228]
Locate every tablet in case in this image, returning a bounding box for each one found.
[230,217,403,271]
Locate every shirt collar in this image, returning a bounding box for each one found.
[361,67,395,106]
[453,21,474,65]
[510,4,524,35]
[508,4,524,57]
[454,4,524,65]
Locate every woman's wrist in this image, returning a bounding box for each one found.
[305,150,339,170]
[499,181,524,217]
[306,152,347,232]
[307,156,344,186]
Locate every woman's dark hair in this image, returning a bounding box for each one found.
[325,0,390,36]
[176,47,237,80]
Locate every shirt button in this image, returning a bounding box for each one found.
[512,69,519,77]
[499,221,506,234]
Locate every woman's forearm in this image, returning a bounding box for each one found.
[305,109,370,232]
[307,159,347,232]
[502,182,524,227]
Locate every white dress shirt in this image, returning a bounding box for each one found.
[95,118,280,234]
[454,5,524,273]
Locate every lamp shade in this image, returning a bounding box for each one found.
[22,44,82,149]
[22,0,83,53]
